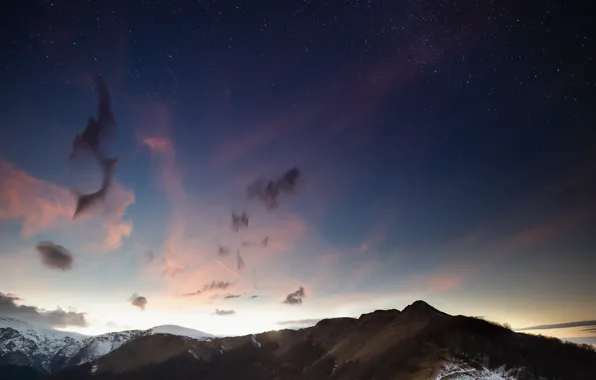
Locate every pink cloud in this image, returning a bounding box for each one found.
[501,201,596,252]
[142,136,173,154]
[99,181,135,250]
[0,157,134,250]
[0,157,74,236]
[137,103,186,206]
[135,104,309,292]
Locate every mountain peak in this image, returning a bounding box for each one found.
[0,316,85,339]
[147,325,214,340]
[401,300,448,318]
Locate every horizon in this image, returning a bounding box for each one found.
[0,1,594,346]
[2,299,594,348]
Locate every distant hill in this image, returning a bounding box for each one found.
[41,300,596,380]
[0,317,213,380]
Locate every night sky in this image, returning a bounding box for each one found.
[0,0,594,341]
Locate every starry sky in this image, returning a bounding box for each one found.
[0,0,594,341]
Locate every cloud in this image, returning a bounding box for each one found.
[231,212,249,232]
[246,167,301,209]
[516,320,596,331]
[161,245,186,277]
[204,280,233,291]
[214,308,236,316]
[140,129,185,203]
[36,241,74,271]
[236,251,245,271]
[72,157,118,219]
[282,286,306,305]
[145,250,155,263]
[276,318,321,327]
[99,181,135,250]
[250,295,259,299]
[181,280,234,297]
[182,290,202,297]
[582,327,596,334]
[217,245,230,257]
[0,292,88,328]
[0,157,134,250]
[129,293,147,310]
[0,157,73,236]
[224,294,241,299]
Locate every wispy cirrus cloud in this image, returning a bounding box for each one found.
[516,320,596,331]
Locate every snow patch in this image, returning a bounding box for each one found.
[436,361,522,380]
[187,348,201,360]
[148,325,214,340]
[251,334,261,348]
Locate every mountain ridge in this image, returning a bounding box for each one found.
[3,301,596,379]
[0,316,214,378]
[44,300,596,380]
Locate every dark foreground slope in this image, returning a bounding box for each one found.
[46,301,596,380]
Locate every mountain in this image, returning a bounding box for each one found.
[44,301,596,380]
[0,317,84,375]
[0,317,213,379]
[146,325,214,340]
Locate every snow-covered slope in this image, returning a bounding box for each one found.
[0,317,215,375]
[0,317,84,373]
[62,330,142,369]
[147,324,214,340]
[435,361,535,380]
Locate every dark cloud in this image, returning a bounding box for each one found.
[182,290,202,297]
[69,76,119,219]
[129,293,147,310]
[250,295,259,299]
[282,286,306,305]
[231,212,249,232]
[239,237,268,248]
[516,320,596,331]
[217,245,230,257]
[224,294,242,299]
[246,167,300,209]
[276,318,321,327]
[204,280,233,291]
[36,241,73,271]
[582,327,596,334]
[73,157,119,218]
[68,75,116,161]
[145,250,155,263]
[182,281,234,297]
[214,308,236,316]
[236,250,245,271]
[0,292,88,328]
